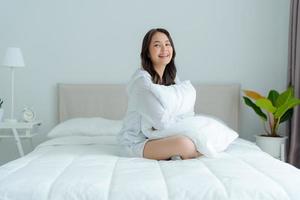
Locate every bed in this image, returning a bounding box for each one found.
[0,83,300,200]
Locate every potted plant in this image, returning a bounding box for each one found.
[0,99,3,122]
[243,87,300,159]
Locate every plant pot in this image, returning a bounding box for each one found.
[255,135,287,160]
[0,109,3,122]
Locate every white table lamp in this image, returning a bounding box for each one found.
[2,47,25,123]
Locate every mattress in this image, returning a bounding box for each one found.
[0,136,300,200]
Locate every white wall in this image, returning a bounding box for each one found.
[0,0,290,165]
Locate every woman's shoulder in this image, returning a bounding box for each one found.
[174,74,181,84]
[127,68,152,93]
[131,68,151,79]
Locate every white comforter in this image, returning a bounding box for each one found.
[0,137,300,200]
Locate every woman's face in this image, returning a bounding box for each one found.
[148,32,173,68]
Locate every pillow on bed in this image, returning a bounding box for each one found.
[142,115,238,157]
[47,117,123,138]
[40,136,118,147]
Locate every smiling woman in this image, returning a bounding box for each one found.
[140,28,177,85]
[118,28,202,160]
[148,32,173,79]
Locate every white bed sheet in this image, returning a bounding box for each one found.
[0,137,300,200]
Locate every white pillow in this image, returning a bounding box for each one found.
[133,78,196,130]
[47,117,123,138]
[142,115,238,157]
[133,78,174,130]
[39,136,118,147]
[149,80,196,117]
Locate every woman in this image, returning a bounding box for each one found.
[118,28,201,160]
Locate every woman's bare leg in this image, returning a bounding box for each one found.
[143,135,202,160]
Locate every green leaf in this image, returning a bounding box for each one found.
[280,108,293,123]
[267,90,279,106]
[243,96,267,121]
[256,98,277,113]
[275,87,293,107]
[275,98,300,118]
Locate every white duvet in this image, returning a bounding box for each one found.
[0,136,300,200]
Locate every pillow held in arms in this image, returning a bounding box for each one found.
[149,80,196,117]
[136,79,238,157]
[142,115,238,158]
[134,79,196,130]
[47,117,123,138]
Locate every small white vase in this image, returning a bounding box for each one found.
[0,109,3,122]
[255,135,287,160]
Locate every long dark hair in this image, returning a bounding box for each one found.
[140,28,177,86]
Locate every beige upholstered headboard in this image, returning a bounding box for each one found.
[58,83,240,131]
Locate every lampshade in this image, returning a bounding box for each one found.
[2,47,25,67]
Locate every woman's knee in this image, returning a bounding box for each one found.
[173,136,198,159]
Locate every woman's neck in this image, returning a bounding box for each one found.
[154,65,165,80]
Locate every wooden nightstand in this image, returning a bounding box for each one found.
[0,121,42,157]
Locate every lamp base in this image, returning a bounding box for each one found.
[4,119,18,123]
